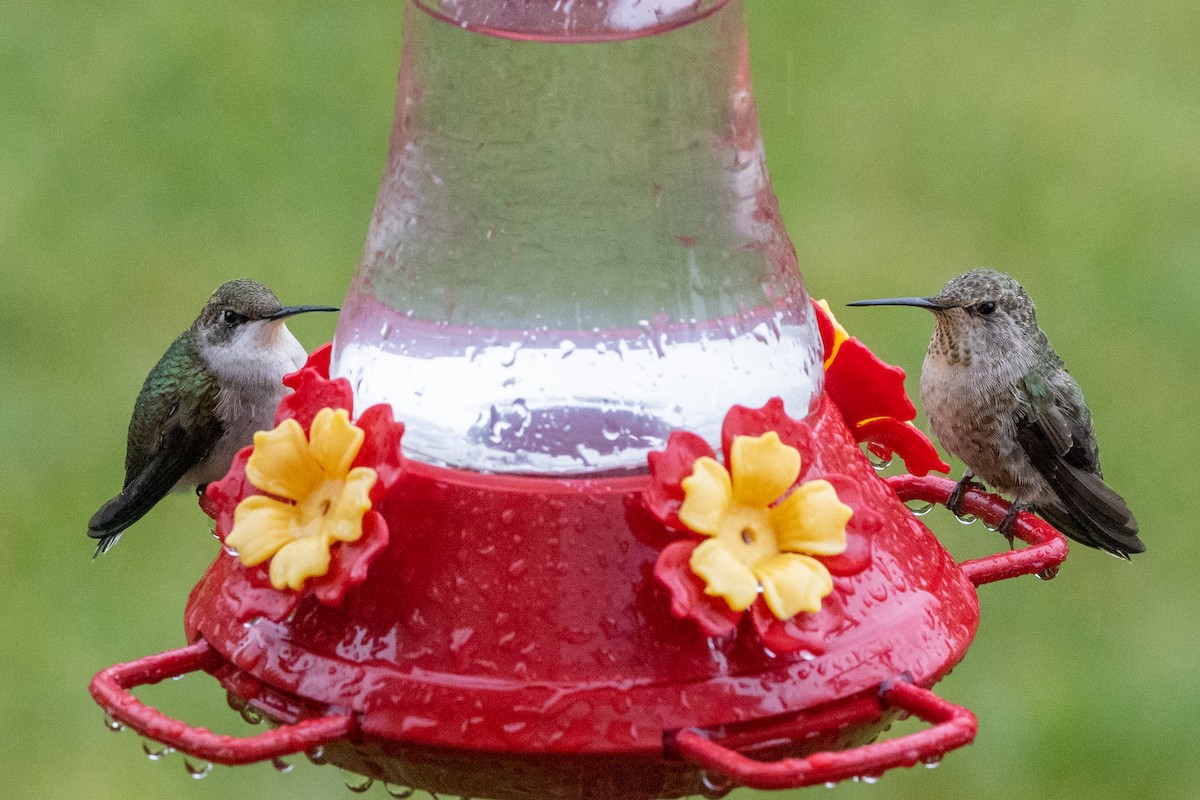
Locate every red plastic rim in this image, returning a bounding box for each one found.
[672,677,977,789]
[886,475,1069,585]
[88,639,355,765]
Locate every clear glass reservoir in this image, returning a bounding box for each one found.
[333,0,823,474]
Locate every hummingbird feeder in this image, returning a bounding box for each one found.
[90,1,1068,797]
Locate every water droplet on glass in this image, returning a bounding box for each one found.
[184,757,213,779]
[103,711,125,733]
[499,344,520,368]
[905,500,934,516]
[575,443,600,467]
[1036,565,1060,581]
[699,770,733,799]
[141,738,174,761]
[750,321,772,345]
[239,705,263,725]
[384,784,415,799]
[866,448,893,471]
[272,756,293,773]
[342,770,374,793]
[304,745,327,765]
[923,755,943,769]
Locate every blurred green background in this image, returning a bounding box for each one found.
[2,1,1196,798]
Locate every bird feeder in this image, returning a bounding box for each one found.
[90,1,1068,797]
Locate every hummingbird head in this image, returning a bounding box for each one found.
[848,268,1042,367]
[194,279,338,379]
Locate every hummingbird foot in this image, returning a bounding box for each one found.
[997,502,1028,550]
[946,470,982,517]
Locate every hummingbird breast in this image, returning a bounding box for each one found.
[187,322,308,486]
[920,347,1054,505]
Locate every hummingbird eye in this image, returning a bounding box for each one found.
[975,301,998,317]
[222,309,248,327]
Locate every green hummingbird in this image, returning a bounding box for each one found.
[88,279,338,557]
[849,268,1143,559]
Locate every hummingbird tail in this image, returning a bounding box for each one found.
[92,533,122,559]
[1015,412,1144,559]
[1036,499,1143,560]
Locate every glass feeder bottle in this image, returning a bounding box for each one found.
[333,0,823,475]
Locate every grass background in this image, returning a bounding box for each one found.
[2,0,1196,798]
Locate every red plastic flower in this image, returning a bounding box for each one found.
[813,299,949,476]
[645,399,874,654]
[202,344,403,619]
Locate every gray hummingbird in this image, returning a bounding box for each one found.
[88,279,338,557]
[848,268,1143,559]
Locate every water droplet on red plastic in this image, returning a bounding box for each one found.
[239,705,263,725]
[699,770,733,799]
[954,512,977,525]
[906,500,934,516]
[305,745,327,765]
[865,447,893,471]
[449,627,475,652]
[923,755,943,769]
[1036,565,1060,581]
[141,738,173,761]
[103,711,125,733]
[342,769,374,793]
[183,757,213,779]
[271,756,293,773]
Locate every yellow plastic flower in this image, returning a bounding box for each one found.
[679,432,851,620]
[226,408,378,591]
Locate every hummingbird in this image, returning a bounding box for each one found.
[848,268,1143,559]
[88,279,338,557]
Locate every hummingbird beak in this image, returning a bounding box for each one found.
[265,305,340,321]
[846,296,944,311]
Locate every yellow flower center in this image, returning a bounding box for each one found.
[721,508,777,569]
[294,479,344,538]
[678,432,851,620]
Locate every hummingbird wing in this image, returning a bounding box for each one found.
[1016,372,1143,558]
[88,335,222,555]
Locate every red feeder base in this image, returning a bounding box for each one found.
[90,399,1066,798]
